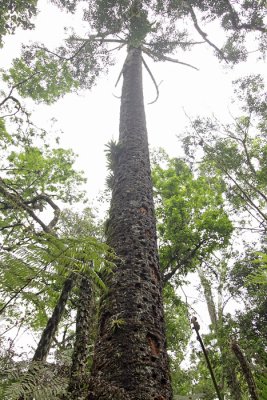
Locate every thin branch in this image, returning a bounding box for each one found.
[222,170,267,222]
[31,194,61,230]
[144,40,205,47]
[35,45,67,60]
[68,41,90,62]
[0,279,32,315]
[142,56,159,104]
[114,66,124,88]
[187,2,227,61]
[107,42,126,53]
[69,37,127,45]
[180,287,200,325]
[239,174,267,203]
[163,240,205,283]
[0,222,23,231]
[0,252,54,316]
[0,179,60,233]
[0,70,40,109]
[183,112,267,225]
[142,46,199,70]
[112,93,121,99]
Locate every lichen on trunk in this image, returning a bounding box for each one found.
[89,47,172,400]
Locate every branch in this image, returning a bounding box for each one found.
[180,287,199,325]
[69,37,127,45]
[114,66,123,88]
[184,112,267,225]
[107,42,126,53]
[187,2,227,61]
[27,194,61,230]
[144,40,205,47]
[0,70,40,109]
[218,168,267,223]
[142,46,199,70]
[142,56,159,104]
[0,179,60,233]
[231,341,259,400]
[0,250,55,315]
[163,240,205,283]
[0,279,33,315]
[224,0,267,33]
[0,222,23,231]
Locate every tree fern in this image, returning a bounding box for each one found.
[2,362,67,400]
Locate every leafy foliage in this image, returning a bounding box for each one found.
[183,74,267,232]
[0,123,86,250]
[0,0,38,47]
[152,150,233,283]
[3,52,79,104]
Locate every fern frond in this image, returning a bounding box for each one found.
[3,362,67,400]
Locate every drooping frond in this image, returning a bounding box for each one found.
[2,362,67,400]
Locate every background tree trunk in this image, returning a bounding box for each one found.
[89,47,172,400]
[33,274,75,362]
[66,275,93,399]
[199,269,242,399]
[231,341,259,400]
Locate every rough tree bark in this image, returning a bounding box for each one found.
[66,275,93,399]
[89,47,172,400]
[32,273,75,362]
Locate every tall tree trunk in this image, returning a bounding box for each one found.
[33,273,75,362]
[66,275,93,399]
[89,47,172,400]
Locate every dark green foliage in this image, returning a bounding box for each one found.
[0,0,38,47]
